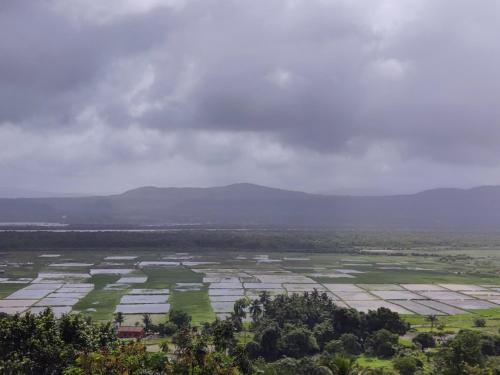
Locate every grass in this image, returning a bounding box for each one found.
[142,266,202,288]
[404,307,500,334]
[0,284,26,298]
[356,355,393,370]
[73,274,128,322]
[169,287,215,325]
[316,269,500,285]
[123,314,165,326]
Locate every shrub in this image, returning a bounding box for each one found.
[157,322,178,336]
[245,341,261,359]
[393,356,421,375]
[473,318,486,328]
[412,332,436,349]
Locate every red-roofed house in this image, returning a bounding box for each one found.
[117,326,145,339]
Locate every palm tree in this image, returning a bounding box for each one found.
[233,298,249,319]
[160,341,169,353]
[425,314,438,332]
[249,299,262,322]
[259,291,271,306]
[142,313,152,332]
[114,312,124,327]
[325,355,359,375]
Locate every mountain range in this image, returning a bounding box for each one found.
[1,183,500,230]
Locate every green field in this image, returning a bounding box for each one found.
[1,240,500,327]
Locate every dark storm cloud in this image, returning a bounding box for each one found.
[0,0,172,123]
[1,0,500,194]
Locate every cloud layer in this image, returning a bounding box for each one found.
[1,0,500,195]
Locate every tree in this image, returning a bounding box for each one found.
[393,356,420,375]
[66,340,169,374]
[245,341,261,360]
[433,330,485,374]
[157,321,178,336]
[233,298,249,319]
[249,299,262,323]
[259,291,271,306]
[231,298,250,333]
[332,308,361,337]
[160,341,169,353]
[314,320,336,350]
[142,313,152,332]
[259,325,281,361]
[212,319,237,352]
[324,355,359,375]
[169,309,192,328]
[0,309,116,374]
[365,329,399,358]
[364,308,409,336]
[425,315,438,332]
[114,312,124,327]
[412,332,436,350]
[278,327,319,358]
[340,333,362,356]
[324,339,344,355]
[264,357,333,375]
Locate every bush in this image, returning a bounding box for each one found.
[473,318,486,328]
[264,357,333,375]
[157,322,178,336]
[412,332,436,349]
[393,356,421,375]
[245,341,261,359]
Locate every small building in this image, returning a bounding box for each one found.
[117,326,145,339]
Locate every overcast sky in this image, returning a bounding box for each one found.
[1,0,500,196]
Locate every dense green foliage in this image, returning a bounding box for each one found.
[1,292,500,374]
[0,310,115,374]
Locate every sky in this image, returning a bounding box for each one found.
[1,0,500,196]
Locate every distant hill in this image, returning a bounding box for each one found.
[1,183,500,230]
[0,187,72,198]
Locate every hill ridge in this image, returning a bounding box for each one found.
[2,183,500,229]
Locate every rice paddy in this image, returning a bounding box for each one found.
[0,248,499,325]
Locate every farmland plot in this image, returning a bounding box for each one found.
[120,295,169,304]
[418,291,473,300]
[115,304,170,314]
[346,300,411,314]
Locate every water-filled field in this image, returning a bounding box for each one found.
[1,249,500,325]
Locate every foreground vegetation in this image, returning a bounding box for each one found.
[2,291,500,374]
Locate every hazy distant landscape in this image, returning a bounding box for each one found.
[2,0,500,373]
[3,183,500,230]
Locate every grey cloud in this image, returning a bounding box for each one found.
[0,0,173,123]
[1,0,500,194]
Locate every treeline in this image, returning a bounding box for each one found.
[1,229,500,252]
[0,230,355,252]
[2,292,500,374]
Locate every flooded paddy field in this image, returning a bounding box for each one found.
[1,248,500,325]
